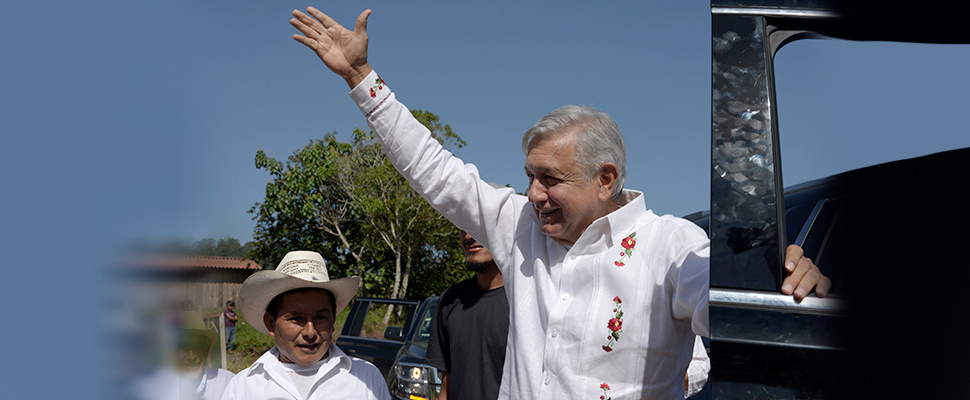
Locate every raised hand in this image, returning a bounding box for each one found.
[291,7,373,88]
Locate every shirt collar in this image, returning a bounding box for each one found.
[251,344,353,376]
[570,189,651,254]
[327,343,354,370]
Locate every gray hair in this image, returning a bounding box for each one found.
[521,105,627,201]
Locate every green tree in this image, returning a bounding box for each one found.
[249,110,469,307]
[126,236,255,258]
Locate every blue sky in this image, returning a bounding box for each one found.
[10,2,965,247]
[2,1,968,397]
[111,2,970,246]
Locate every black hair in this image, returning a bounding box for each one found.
[226,300,235,307]
[265,288,336,319]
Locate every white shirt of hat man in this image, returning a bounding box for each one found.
[263,289,335,366]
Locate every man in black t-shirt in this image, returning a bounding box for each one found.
[425,229,509,400]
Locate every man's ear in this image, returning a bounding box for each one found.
[597,162,619,200]
[263,312,276,338]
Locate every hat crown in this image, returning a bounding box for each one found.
[276,251,330,282]
[180,310,210,330]
[240,250,359,336]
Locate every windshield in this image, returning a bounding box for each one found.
[409,297,438,349]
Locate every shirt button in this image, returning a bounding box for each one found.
[551,330,559,338]
[544,378,551,385]
[562,294,569,301]
[570,255,577,260]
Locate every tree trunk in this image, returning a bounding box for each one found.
[396,251,414,319]
[382,248,403,325]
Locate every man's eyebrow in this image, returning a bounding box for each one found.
[524,164,549,173]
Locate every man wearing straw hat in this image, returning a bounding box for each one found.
[178,310,235,400]
[221,250,391,400]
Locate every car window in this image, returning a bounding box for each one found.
[775,39,970,189]
[409,298,438,349]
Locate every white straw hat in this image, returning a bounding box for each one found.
[180,310,218,347]
[238,251,359,336]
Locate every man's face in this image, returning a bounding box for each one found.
[177,333,209,375]
[525,129,611,246]
[460,229,494,272]
[227,304,234,311]
[263,289,334,367]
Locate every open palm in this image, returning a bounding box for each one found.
[291,7,371,82]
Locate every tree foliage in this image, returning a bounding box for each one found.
[249,110,471,301]
[126,236,254,258]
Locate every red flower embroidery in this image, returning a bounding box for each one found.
[369,77,385,98]
[599,383,613,400]
[608,318,622,332]
[602,296,623,352]
[613,231,637,267]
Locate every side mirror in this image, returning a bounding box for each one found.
[384,326,405,341]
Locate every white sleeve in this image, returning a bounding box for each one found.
[348,70,528,273]
[668,222,711,338]
[686,335,711,397]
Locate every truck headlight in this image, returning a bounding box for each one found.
[391,362,438,400]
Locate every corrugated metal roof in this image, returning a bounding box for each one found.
[126,255,263,270]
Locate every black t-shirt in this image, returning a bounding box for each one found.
[424,277,509,400]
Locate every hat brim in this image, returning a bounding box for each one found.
[183,326,219,349]
[238,270,360,336]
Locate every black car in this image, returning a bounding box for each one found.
[707,1,970,398]
[385,296,441,400]
[335,297,421,378]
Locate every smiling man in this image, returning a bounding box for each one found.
[221,251,390,400]
[176,310,235,400]
[289,7,829,399]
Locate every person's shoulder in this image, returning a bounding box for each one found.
[209,367,236,380]
[229,348,275,379]
[343,356,392,399]
[220,365,259,400]
[222,361,267,397]
[348,356,384,379]
[439,276,478,302]
[649,213,708,238]
[225,364,256,381]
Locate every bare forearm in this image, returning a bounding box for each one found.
[439,373,449,400]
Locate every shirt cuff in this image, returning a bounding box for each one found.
[349,70,391,118]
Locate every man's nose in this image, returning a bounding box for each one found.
[528,178,547,204]
[302,321,318,339]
